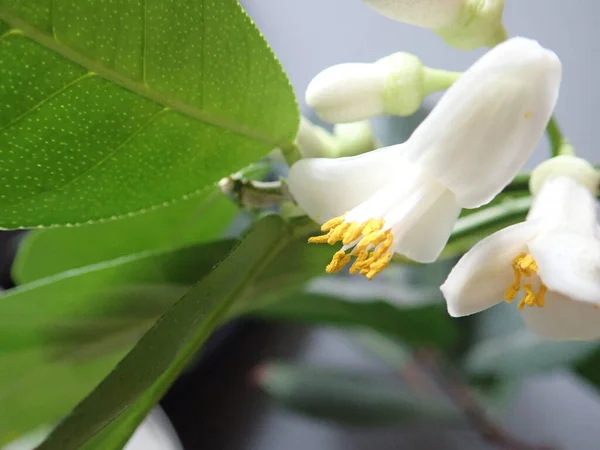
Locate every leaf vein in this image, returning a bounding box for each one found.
[0,72,94,133]
[0,8,292,149]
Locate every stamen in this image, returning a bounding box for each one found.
[325,251,351,274]
[308,234,330,244]
[327,222,349,244]
[321,216,345,232]
[342,222,364,245]
[506,253,547,310]
[504,269,521,303]
[310,214,395,279]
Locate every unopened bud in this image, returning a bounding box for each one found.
[530,156,599,196]
[306,52,458,123]
[333,121,379,157]
[296,118,378,158]
[296,117,338,158]
[363,0,506,50]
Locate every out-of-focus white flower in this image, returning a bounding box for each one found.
[441,156,600,340]
[362,0,506,50]
[306,52,459,123]
[296,118,378,158]
[288,38,561,279]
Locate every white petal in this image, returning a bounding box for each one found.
[306,63,387,123]
[362,0,463,29]
[393,188,461,263]
[527,176,599,237]
[529,232,600,304]
[404,37,561,208]
[440,221,541,317]
[287,145,404,223]
[520,291,600,340]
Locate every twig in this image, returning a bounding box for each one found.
[414,349,554,450]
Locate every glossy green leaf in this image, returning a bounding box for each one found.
[251,293,459,348]
[37,215,292,450]
[464,303,599,377]
[13,189,237,284]
[257,362,458,426]
[0,241,233,444]
[0,0,298,228]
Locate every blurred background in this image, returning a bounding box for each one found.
[160,1,600,450]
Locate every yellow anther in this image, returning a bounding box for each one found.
[516,254,538,277]
[321,215,345,232]
[309,216,394,279]
[372,234,393,259]
[536,285,547,307]
[362,218,384,236]
[325,251,351,274]
[308,234,330,244]
[327,222,349,245]
[506,253,546,310]
[504,270,521,303]
[342,222,364,245]
[349,250,369,274]
[357,230,387,250]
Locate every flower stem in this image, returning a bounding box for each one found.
[280,142,303,166]
[415,349,553,450]
[423,68,461,95]
[546,116,575,157]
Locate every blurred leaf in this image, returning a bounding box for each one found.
[575,349,600,390]
[251,293,459,348]
[0,0,297,228]
[0,241,233,443]
[351,330,411,370]
[464,304,598,377]
[37,215,292,450]
[13,189,237,284]
[256,362,458,426]
[443,195,530,260]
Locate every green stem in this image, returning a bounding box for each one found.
[280,142,302,167]
[546,117,575,157]
[423,68,461,95]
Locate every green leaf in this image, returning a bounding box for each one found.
[464,303,599,377]
[37,215,292,450]
[251,293,459,348]
[0,241,233,444]
[256,362,458,426]
[13,189,237,284]
[0,0,298,228]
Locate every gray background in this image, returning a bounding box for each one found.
[226,2,600,449]
[242,0,599,165]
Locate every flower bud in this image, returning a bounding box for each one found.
[333,121,379,157]
[296,117,338,158]
[530,156,599,196]
[363,0,506,50]
[296,118,378,158]
[306,52,457,123]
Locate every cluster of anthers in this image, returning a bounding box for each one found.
[308,215,394,280]
[504,253,548,310]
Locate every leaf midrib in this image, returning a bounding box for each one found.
[0,9,294,149]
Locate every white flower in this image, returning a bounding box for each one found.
[441,157,600,340]
[288,38,561,279]
[362,0,506,50]
[306,52,458,123]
